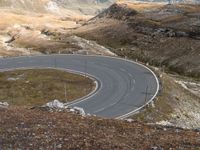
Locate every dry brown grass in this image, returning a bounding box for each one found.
[117,1,162,12]
[175,4,200,13]
[0,10,78,30]
[0,69,94,106]
[76,2,200,78]
[160,15,186,24]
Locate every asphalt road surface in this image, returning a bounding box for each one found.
[0,55,159,119]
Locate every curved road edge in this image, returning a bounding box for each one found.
[0,54,160,119]
[114,58,160,119]
[0,66,102,107]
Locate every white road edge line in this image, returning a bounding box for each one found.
[0,54,160,119]
[0,66,102,107]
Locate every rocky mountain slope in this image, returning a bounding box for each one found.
[0,0,116,57]
[1,107,200,149]
[0,0,49,12]
[138,0,200,3]
[0,1,200,148]
[75,2,200,78]
[0,0,114,15]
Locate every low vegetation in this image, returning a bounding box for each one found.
[0,1,200,148]
[0,107,200,149]
[0,69,95,106]
[132,69,200,128]
[75,2,200,78]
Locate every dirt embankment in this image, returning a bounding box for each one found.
[131,68,200,129]
[0,107,200,149]
[75,2,200,78]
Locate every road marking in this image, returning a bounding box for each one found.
[0,54,160,119]
[128,73,132,78]
[94,101,118,113]
[94,107,107,113]
[120,68,126,72]
[131,85,135,91]
[132,79,136,84]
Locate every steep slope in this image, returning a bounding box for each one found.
[75,2,200,78]
[0,0,115,14]
[1,107,200,149]
[0,0,116,57]
[139,0,200,4]
[53,0,115,15]
[0,0,49,12]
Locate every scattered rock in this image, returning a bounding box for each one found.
[156,120,173,126]
[0,102,9,108]
[43,99,67,110]
[42,100,86,116]
[73,106,86,116]
[151,101,155,108]
[7,77,19,81]
[126,119,134,123]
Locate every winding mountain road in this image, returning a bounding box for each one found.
[0,55,159,119]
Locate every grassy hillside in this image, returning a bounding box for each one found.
[75,2,200,78]
[0,0,116,57]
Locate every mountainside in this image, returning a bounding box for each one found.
[0,1,200,148]
[0,0,115,14]
[0,0,116,57]
[0,0,49,12]
[1,107,200,149]
[1,0,199,14]
[75,2,200,78]
[139,0,200,3]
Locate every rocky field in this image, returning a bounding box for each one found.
[0,107,200,149]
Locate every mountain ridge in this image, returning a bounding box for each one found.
[0,0,115,15]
